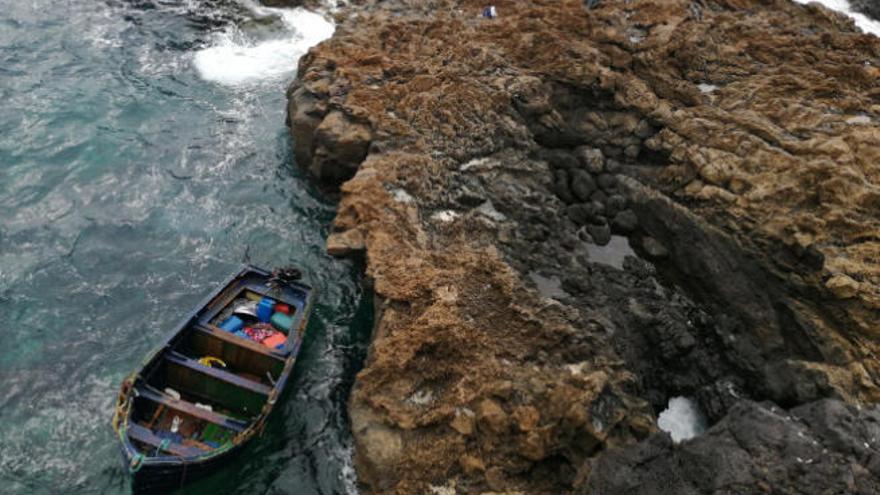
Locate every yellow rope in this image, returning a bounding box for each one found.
[198,356,226,368]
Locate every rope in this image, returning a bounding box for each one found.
[155,438,171,457]
[198,356,226,368]
[129,452,145,474]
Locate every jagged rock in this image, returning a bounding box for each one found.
[596,173,617,193]
[825,273,861,299]
[605,194,627,217]
[570,170,597,202]
[605,159,622,174]
[567,202,605,227]
[326,229,365,257]
[311,111,372,183]
[450,408,475,436]
[512,405,540,432]
[612,209,638,233]
[285,0,880,492]
[459,454,485,475]
[587,223,612,246]
[552,168,575,204]
[576,146,605,174]
[579,399,880,495]
[641,236,668,260]
[850,0,880,20]
[477,399,508,435]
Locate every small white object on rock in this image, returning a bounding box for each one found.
[460,156,492,172]
[391,188,414,203]
[477,200,507,222]
[698,83,718,93]
[846,115,871,125]
[408,389,434,406]
[431,210,460,223]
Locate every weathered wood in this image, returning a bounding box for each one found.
[127,423,203,458]
[187,327,284,381]
[113,265,315,491]
[199,324,284,360]
[166,352,271,396]
[137,386,248,433]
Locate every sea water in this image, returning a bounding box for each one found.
[657,396,708,443]
[0,1,368,493]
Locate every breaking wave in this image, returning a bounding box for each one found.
[193,2,334,86]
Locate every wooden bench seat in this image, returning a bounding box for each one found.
[165,351,271,396]
[127,422,203,458]
[136,386,248,433]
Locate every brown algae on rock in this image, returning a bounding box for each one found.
[285,0,880,492]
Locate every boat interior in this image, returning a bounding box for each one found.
[124,281,306,458]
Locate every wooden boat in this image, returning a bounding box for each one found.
[112,265,315,493]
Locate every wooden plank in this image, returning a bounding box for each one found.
[166,352,271,396]
[188,330,284,378]
[136,387,248,433]
[198,325,286,360]
[127,423,203,458]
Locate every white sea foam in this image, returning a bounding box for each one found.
[194,6,334,86]
[657,396,708,443]
[794,0,880,36]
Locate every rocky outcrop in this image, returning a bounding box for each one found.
[286,0,880,492]
[582,399,880,494]
[851,0,880,21]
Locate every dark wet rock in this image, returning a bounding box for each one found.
[605,194,627,218]
[552,169,575,204]
[575,146,605,174]
[589,190,607,205]
[579,399,880,495]
[597,173,617,193]
[850,0,880,21]
[602,145,622,159]
[538,148,579,169]
[570,170,597,202]
[259,0,303,6]
[612,209,638,233]
[566,204,592,226]
[567,202,606,227]
[453,184,487,208]
[587,201,606,222]
[641,236,669,260]
[623,143,641,159]
[634,119,654,139]
[605,159,622,174]
[587,223,612,246]
[695,380,748,423]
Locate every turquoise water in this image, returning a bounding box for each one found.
[0,1,368,493]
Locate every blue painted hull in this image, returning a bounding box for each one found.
[112,265,315,494]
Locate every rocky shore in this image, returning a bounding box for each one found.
[286,0,880,492]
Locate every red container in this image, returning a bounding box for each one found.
[262,332,286,349]
[275,303,291,314]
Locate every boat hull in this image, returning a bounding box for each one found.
[112,265,314,493]
[127,445,241,494]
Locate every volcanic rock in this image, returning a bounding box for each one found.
[286,0,880,492]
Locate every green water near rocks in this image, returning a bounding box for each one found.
[0,1,368,493]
